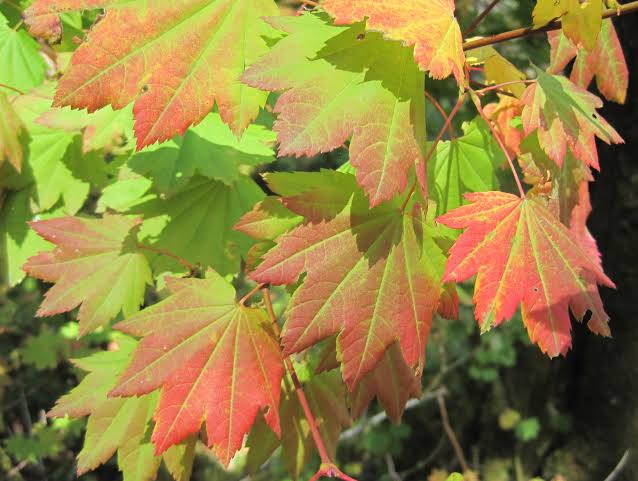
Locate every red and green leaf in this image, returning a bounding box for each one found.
[521,70,622,169]
[548,19,628,104]
[437,191,614,357]
[242,14,427,206]
[24,215,152,335]
[250,170,448,390]
[322,0,465,83]
[24,0,278,149]
[110,270,284,465]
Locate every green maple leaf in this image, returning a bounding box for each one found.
[243,13,427,206]
[24,0,278,148]
[36,103,136,154]
[0,91,24,172]
[49,337,195,480]
[24,214,153,335]
[2,86,103,214]
[128,112,276,195]
[131,176,264,276]
[0,13,47,91]
[20,326,69,370]
[428,117,505,217]
[0,189,54,286]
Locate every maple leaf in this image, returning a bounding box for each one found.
[521,70,622,169]
[483,96,523,156]
[250,170,448,389]
[24,0,278,149]
[351,341,421,422]
[131,176,264,276]
[110,270,284,465]
[4,85,103,214]
[23,214,152,335]
[466,46,527,98]
[37,103,136,154]
[532,0,603,51]
[0,13,47,92]
[234,196,303,241]
[49,337,195,480]
[428,118,505,217]
[437,191,615,357]
[548,19,628,104]
[242,14,427,206]
[321,0,465,83]
[0,91,24,172]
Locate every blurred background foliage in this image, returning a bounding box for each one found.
[1,0,636,481]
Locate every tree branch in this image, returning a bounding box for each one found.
[463,0,638,51]
[437,392,469,473]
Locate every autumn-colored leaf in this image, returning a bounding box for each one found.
[242,14,427,206]
[110,270,284,465]
[548,19,628,104]
[437,191,614,357]
[24,0,278,149]
[521,70,622,169]
[250,170,448,389]
[0,91,24,172]
[483,96,523,156]
[322,0,465,83]
[533,0,603,51]
[351,342,421,422]
[466,46,527,98]
[49,337,195,480]
[23,215,152,335]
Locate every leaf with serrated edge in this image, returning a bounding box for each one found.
[322,0,465,82]
[428,117,505,217]
[251,170,447,389]
[437,191,615,357]
[0,13,47,91]
[243,14,427,206]
[0,92,24,171]
[24,0,278,149]
[548,20,628,104]
[521,71,622,169]
[110,270,284,466]
[24,215,152,336]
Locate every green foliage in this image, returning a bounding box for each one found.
[0,1,632,480]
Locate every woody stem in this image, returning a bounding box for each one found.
[463,0,638,51]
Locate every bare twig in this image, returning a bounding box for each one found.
[603,450,632,481]
[437,392,469,473]
[385,453,403,481]
[464,0,503,36]
[463,0,638,51]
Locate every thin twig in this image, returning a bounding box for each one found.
[263,288,358,481]
[464,0,503,36]
[136,243,196,274]
[239,283,265,306]
[437,392,469,473]
[474,79,536,96]
[401,93,467,213]
[469,90,526,198]
[603,450,632,481]
[385,453,403,481]
[463,0,638,51]
[425,91,455,140]
[0,83,25,96]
